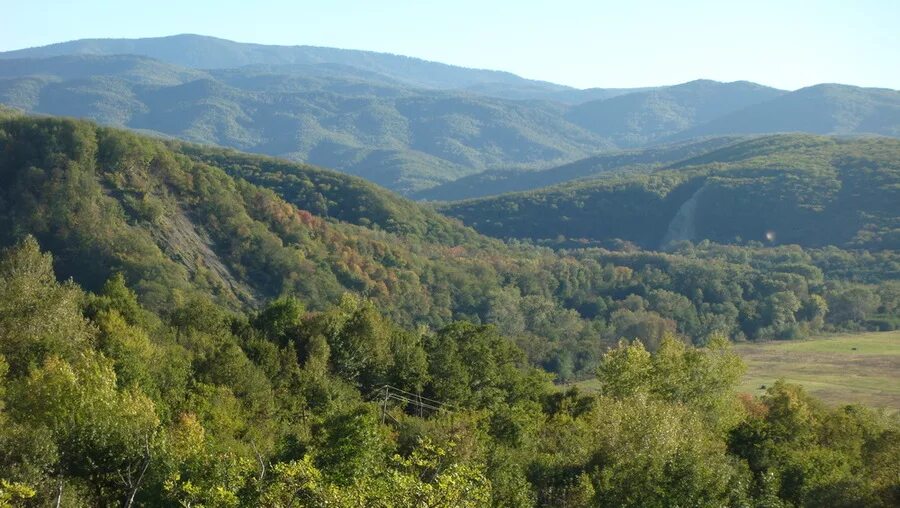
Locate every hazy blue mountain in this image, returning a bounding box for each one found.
[0,34,576,97]
[0,35,666,104]
[566,80,786,146]
[0,54,609,193]
[546,86,660,104]
[460,82,658,103]
[414,137,744,201]
[675,84,900,139]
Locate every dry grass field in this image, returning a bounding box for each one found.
[571,331,900,414]
[733,331,900,413]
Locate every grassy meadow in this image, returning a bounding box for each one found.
[571,331,900,413]
[733,331,900,413]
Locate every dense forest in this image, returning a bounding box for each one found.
[0,237,897,507]
[441,134,900,250]
[0,116,897,385]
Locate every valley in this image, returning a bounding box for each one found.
[0,25,897,508]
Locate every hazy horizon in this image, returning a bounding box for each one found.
[2,0,898,91]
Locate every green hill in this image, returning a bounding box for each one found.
[676,84,900,139]
[565,80,785,146]
[414,137,743,201]
[2,115,898,376]
[0,39,898,508]
[0,34,575,98]
[2,224,896,507]
[0,115,519,316]
[0,54,609,194]
[439,134,900,250]
[0,115,626,378]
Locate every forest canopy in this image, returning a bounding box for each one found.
[0,237,896,507]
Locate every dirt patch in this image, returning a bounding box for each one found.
[151,206,258,306]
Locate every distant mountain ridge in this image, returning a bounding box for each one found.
[0,35,897,195]
[673,83,900,139]
[0,53,611,193]
[0,34,575,97]
[566,80,787,146]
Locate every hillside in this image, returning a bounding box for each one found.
[2,232,897,507]
[2,19,899,508]
[675,83,900,139]
[0,54,609,194]
[0,34,574,95]
[0,35,661,104]
[0,115,641,379]
[565,80,786,146]
[0,115,537,319]
[2,115,898,377]
[415,136,743,201]
[439,134,900,250]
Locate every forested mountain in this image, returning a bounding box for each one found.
[0,109,897,508]
[565,79,786,146]
[0,34,661,104]
[0,36,897,197]
[0,20,898,507]
[415,137,743,201]
[0,54,608,194]
[0,114,897,385]
[674,83,900,139]
[440,135,900,250]
[0,34,574,95]
[0,114,898,506]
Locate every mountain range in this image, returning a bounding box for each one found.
[439,134,900,250]
[0,35,898,195]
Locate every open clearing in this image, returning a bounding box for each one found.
[733,331,900,413]
[571,331,900,413]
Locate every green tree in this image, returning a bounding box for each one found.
[0,237,94,375]
[827,287,880,324]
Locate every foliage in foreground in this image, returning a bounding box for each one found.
[0,238,897,507]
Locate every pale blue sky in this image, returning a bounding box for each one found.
[1,0,898,90]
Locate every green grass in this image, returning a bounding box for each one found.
[733,331,900,413]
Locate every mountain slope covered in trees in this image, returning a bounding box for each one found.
[440,134,900,250]
[0,34,662,104]
[0,114,898,506]
[1,115,898,380]
[0,34,574,95]
[0,36,897,196]
[0,54,610,193]
[415,136,743,201]
[565,79,785,146]
[675,84,900,139]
